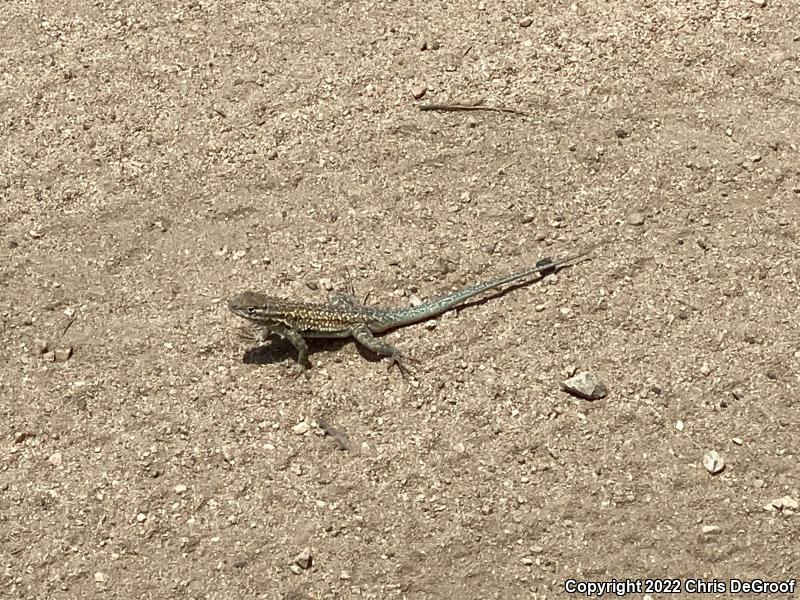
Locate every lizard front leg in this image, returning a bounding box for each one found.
[270,324,311,377]
[350,323,415,375]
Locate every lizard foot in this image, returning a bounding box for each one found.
[387,352,419,377]
[290,362,312,380]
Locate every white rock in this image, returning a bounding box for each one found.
[562,372,608,400]
[702,451,725,474]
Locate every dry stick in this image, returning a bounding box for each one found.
[61,315,77,337]
[419,103,529,117]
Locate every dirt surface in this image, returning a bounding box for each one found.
[2,1,799,598]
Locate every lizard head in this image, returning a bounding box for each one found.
[227,291,285,322]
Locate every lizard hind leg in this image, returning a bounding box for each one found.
[328,291,362,310]
[350,323,417,376]
[329,270,371,309]
[329,281,371,309]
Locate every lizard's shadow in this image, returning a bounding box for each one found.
[242,337,392,367]
[242,336,351,366]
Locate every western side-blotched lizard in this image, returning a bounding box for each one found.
[228,250,589,376]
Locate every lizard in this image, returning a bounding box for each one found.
[228,250,590,376]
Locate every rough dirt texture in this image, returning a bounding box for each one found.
[2,1,799,599]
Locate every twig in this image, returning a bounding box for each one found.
[61,315,77,337]
[419,103,529,117]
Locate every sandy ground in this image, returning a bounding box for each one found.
[2,1,799,598]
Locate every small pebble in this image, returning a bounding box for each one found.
[702,525,721,535]
[94,572,107,584]
[54,347,73,362]
[294,547,313,569]
[174,484,188,494]
[702,450,725,474]
[627,212,645,226]
[292,421,309,435]
[562,372,608,401]
[699,362,711,376]
[731,437,743,445]
[411,85,427,100]
[519,17,532,27]
[32,338,49,355]
[765,496,798,512]
[675,420,685,432]
[781,496,799,510]
[48,451,63,466]
[136,512,147,523]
